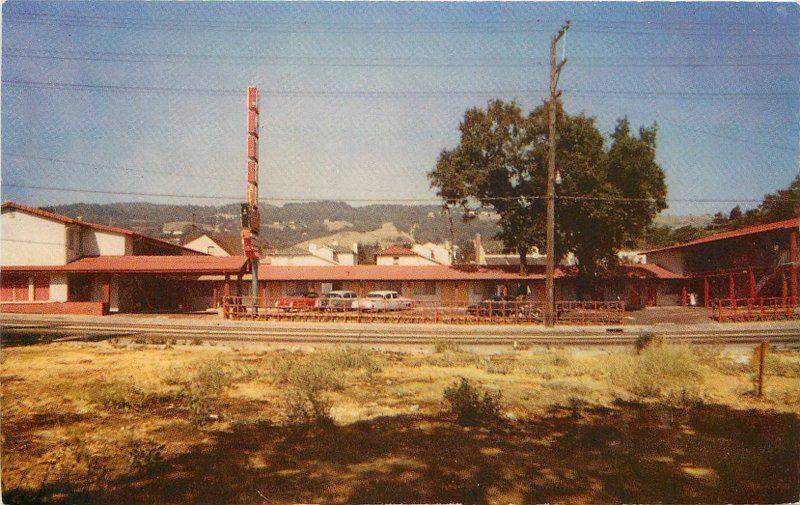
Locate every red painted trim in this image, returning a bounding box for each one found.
[0,301,108,315]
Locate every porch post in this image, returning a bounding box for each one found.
[790,228,798,300]
[102,275,111,304]
[681,284,688,306]
[748,269,756,299]
[728,273,735,300]
[703,277,710,307]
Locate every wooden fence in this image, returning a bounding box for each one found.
[711,296,799,322]
[222,297,625,326]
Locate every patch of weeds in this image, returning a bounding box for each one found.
[177,358,235,422]
[443,377,503,426]
[477,357,516,375]
[316,348,382,375]
[191,337,203,346]
[610,344,703,404]
[434,340,461,353]
[91,382,145,411]
[124,438,165,474]
[765,352,800,378]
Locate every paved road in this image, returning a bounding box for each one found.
[2,313,798,346]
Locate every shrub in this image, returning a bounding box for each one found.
[443,377,503,426]
[125,438,165,474]
[191,337,203,346]
[177,358,235,422]
[611,344,702,402]
[434,340,461,354]
[634,332,663,354]
[316,348,382,375]
[282,386,331,425]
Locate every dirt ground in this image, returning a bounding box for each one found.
[2,336,799,504]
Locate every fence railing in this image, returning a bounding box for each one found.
[711,296,799,322]
[222,297,625,326]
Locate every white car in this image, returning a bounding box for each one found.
[352,291,413,312]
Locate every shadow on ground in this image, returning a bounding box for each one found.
[4,402,799,504]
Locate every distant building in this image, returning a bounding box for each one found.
[183,232,244,257]
[376,245,441,266]
[412,242,454,265]
[266,242,358,266]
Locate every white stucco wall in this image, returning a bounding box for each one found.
[376,255,440,266]
[0,209,69,266]
[270,255,337,266]
[81,229,129,256]
[50,274,69,302]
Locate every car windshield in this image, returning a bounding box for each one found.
[367,294,384,298]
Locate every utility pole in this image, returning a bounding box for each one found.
[545,21,570,328]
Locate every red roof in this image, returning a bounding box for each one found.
[621,263,684,280]
[375,245,419,257]
[644,217,800,255]
[2,255,247,274]
[1,201,202,255]
[258,264,561,281]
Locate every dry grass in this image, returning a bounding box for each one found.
[1,338,798,504]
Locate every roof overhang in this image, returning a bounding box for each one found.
[2,255,248,275]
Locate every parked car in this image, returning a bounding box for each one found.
[315,290,358,311]
[467,296,534,317]
[275,291,318,311]
[352,290,413,312]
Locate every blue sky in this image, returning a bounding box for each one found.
[2,1,798,215]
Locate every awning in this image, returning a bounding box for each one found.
[2,255,249,275]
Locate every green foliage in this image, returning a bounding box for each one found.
[443,377,503,426]
[428,100,667,275]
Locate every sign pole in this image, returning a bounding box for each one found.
[243,86,261,312]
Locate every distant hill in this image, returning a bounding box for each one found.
[653,213,715,229]
[43,201,719,252]
[45,201,502,249]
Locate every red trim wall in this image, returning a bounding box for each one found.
[0,301,108,315]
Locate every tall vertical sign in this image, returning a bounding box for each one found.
[242,86,260,301]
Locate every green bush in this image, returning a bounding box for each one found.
[443,377,503,426]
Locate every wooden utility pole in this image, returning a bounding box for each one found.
[544,21,570,328]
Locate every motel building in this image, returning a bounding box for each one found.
[1,201,795,317]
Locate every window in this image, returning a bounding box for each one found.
[393,256,400,265]
[207,246,216,254]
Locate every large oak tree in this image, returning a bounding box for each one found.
[429,99,667,276]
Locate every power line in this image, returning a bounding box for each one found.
[6,13,797,36]
[3,79,797,99]
[5,49,797,68]
[0,182,774,204]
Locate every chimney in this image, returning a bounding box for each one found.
[474,233,483,265]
